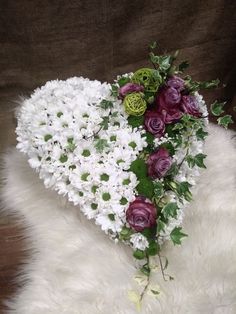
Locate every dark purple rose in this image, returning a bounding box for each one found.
[166,76,185,92]
[180,95,202,117]
[160,108,183,124]
[144,110,165,138]
[119,83,144,99]
[147,147,172,179]
[126,196,157,232]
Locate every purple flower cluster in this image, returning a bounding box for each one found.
[144,76,201,137]
[126,76,201,232]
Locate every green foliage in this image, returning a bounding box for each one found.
[217,115,233,129]
[196,128,208,141]
[99,116,109,130]
[162,202,179,219]
[119,226,133,241]
[146,241,160,256]
[111,84,119,97]
[170,227,188,245]
[153,181,164,198]
[140,264,151,276]
[186,153,207,169]
[129,159,147,178]
[128,115,145,128]
[186,76,220,92]
[178,60,189,72]
[210,100,226,116]
[117,76,130,87]
[149,53,171,72]
[133,249,146,260]
[136,177,154,199]
[94,138,109,153]
[156,219,166,233]
[166,162,179,177]
[100,99,113,110]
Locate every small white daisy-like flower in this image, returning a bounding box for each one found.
[130,233,149,251]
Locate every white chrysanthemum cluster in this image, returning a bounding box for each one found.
[16,77,147,236]
[16,76,208,250]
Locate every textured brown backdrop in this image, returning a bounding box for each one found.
[0,0,235,312]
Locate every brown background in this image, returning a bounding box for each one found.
[0,0,235,312]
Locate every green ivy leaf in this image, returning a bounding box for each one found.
[100,99,113,110]
[140,264,151,276]
[156,219,166,233]
[143,132,155,146]
[133,249,146,260]
[196,128,208,141]
[162,202,179,219]
[210,100,226,116]
[170,227,188,245]
[94,138,109,153]
[99,116,109,130]
[129,159,147,178]
[146,241,160,256]
[166,162,179,177]
[111,84,119,97]
[153,181,164,198]
[149,41,157,50]
[118,76,130,87]
[217,115,233,129]
[186,154,207,169]
[136,177,154,199]
[128,115,144,128]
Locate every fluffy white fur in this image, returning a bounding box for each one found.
[1,124,236,314]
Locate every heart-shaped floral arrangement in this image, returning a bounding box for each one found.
[16,43,232,305]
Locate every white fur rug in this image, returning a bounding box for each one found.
[1,123,236,314]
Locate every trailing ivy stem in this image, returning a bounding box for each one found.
[158,253,168,281]
[139,256,151,302]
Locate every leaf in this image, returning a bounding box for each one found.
[146,241,160,256]
[210,100,226,116]
[156,219,166,233]
[136,177,154,199]
[149,41,157,50]
[170,227,188,245]
[94,138,109,153]
[129,159,147,178]
[166,162,179,177]
[99,116,109,130]
[153,181,164,198]
[119,227,133,240]
[111,84,119,97]
[158,55,171,72]
[162,202,179,219]
[133,249,146,260]
[143,132,155,146]
[194,153,207,168]
[118,76,130,87]
[100,99,113,110]
[178,60,189,72]
[128,116,144,128]
[217,115,233,129]
[140,264,151,276]
[195,128,208,141]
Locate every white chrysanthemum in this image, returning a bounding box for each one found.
[130,233,149,251]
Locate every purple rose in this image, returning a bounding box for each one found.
[166,76,185,92]
[144,110,165,138]
[119,83,144,99]
[158,87,181,109]
[147,147,172,179]
[180,95,202,117]
[160,108,183,124]
[126,196,157,232]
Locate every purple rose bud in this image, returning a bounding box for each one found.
[144,111,165,138]
[119,83,144,99]
[126,196,157,232]
[147,147,172,179]
[166,76,185,92]
[180,95,202,117]
[161,108,183,124]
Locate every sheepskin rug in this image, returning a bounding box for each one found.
[1,123,236,314]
